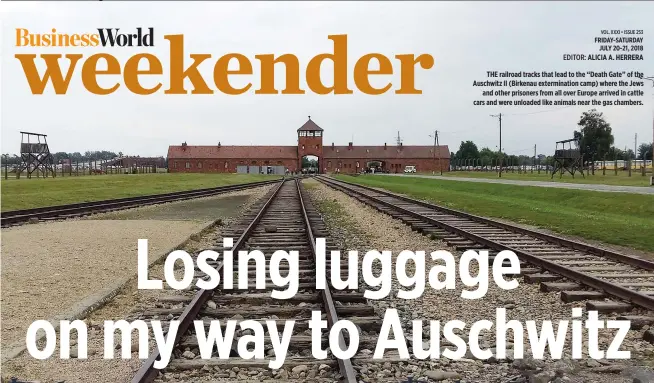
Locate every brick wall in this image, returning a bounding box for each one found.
[322,157,450,174]
[298,135,323,171]
[168,158,299,173]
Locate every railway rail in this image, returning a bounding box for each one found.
[317,176,654,331]
[131,179,386,383]
[0,178,286,228]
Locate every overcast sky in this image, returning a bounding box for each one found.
[1,1,652,158]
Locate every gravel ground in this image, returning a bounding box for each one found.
[87,193,252,222]
[304,179,654,383]
[1,220,202,351]
[1,185,273,383]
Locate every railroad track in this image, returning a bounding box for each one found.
[0,178,286,228]
[130,179,394,383]
[317,176,654,340]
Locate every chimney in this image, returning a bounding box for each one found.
[399,142,403,149]
[348,142,353,150]
[331,142,334,149]
[384,143,387,150]
[182,142,187,151]
[218,141,221,148]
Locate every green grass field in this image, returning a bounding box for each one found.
[335,175,654,253]
[441,170,652,187]
[0,173,280,211]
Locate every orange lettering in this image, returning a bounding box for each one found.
[14,34,434,96]
[81,53,121,95]
[16,28,29,47]
[306,34,352,95]
[15,54,82,94]
[213,53,252,95]
[395,54,434,94]
[164,34,213,94]
[124,53,163,95]
[354,53,393,95]
[256,54,304,94]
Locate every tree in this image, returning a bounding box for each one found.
[455,141,480,159]
[573,109,614,162]
[52,152,68,163]
[624,149,636,160]
[301,157,318,168]
[638,142,653,160]
[479,147,497,166]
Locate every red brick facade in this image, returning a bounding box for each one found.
[167,117,450,174]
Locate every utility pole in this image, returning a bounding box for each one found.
[534,144,537,171]
[645,76,654,185]
[436,131,443,175]
[429,131,443,175]
[491,113,503,177]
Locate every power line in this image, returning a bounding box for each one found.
[507,105,574,116]
[440,106,573,136]
[437,127,483,135]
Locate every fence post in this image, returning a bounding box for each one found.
[628,160,632,177]
[614,160,618,176]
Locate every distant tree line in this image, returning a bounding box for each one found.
[2,150,128,165]
[450,109,652,166]
[302,157,318,168]
[574,109,650,161]
[451,141,548,167]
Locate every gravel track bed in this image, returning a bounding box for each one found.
[360,184,654,262]
[305,179,654,383]
[1,185,273,383]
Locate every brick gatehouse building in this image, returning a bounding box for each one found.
[167,117,450,174]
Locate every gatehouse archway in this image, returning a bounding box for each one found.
[301,155,319,174]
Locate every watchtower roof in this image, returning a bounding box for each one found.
[297,116,323,132]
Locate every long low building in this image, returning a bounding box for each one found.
[167,117,450,174]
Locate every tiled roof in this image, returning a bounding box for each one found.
[323,145,450,160]
[167,144,451,160]
[168,145,298,159]
[297,117,323,131]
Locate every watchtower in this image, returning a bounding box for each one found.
[17,131,56,178]
[297,116,324,173]
[551,138,584,179]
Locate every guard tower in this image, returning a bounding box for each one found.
[551,138,584,179]
[297,116,324,173]
[17,131,56,178]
